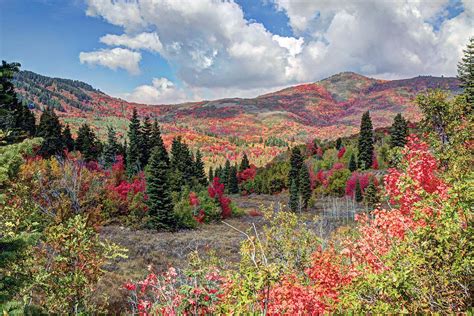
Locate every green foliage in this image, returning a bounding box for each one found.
[126,108,142,176]
[364,179,379,208]
[358,111,374,169]
[264,136,288,147]
[289,178,299,212]
[348,153,357,172]
[299,165,312,210]
[227,165,239,194]
[194,149,208,186]
[170,136,195,192]
[172,187,198,229]
[335,137,342,150]
[36,106,64,157]
[75,123,101,162]
[243,161,289,194]
[327,168,351,197]
[390,113,408,148]
[140,116,152,167]
[102,126,119,168]
[289,146,303,188]
[62,124,74,152]
[239,152,250,171]
[355,178,363,202]
[208,166,214,183]
[457,37,474,103]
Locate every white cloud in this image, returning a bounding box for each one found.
[100,32,163,53]
[79,48,141,75]
[122,77,189,104]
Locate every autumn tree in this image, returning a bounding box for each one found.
[390,113,408,148]
[75,123,101,162]
[457,37,474,103]
[36,106,64,157]
[239,153,250,171]
[127,108,142,177]
[299,165,312,210]
[62,124,74,152]
[358,111,374,169]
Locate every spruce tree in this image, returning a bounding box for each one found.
[457,37,474,104]
[335,137,342,150]
[227,165,239,194]
[36,106,64,157]
[289,147,304,188]
[150,120,169,165]
[222,160,231,191]
[355,178,363,202]
[215,165,222,181]
[127,108,142,176]
[208,166,214,183]
[289,178,299,212]
[364,179,380,209]
[62,124,74,152]
[239,152,250,171]
[194,150,207,186]
[299,165,312,210]
[349,153,357,172]
[75,123,101,162]
[390,113,409,148]
[358,111,374,170]
[102,126,119,168]
[140,116,152,167]
[146,146,175,230]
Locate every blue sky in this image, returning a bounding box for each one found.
[1,0,471,104]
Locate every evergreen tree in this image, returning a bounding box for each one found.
[358,111,374,170]
[36,107,64,157]
[146,146,175,230]
[227,165,239,194]
[75,123,101,162]
[457,37,474,104]
[62,124,74,152]
[208,166,214,183]
[194,150,207,186]
[140,116,152,167]
[289,178,299,212]
[215,165,223,180]
[390,113,409,148]
[239,152,250,171]
[335,137,342,150]
[348,153,357,172]
[355,178,363,202]
[127,108,142,176]
[102,126,119,168]
[299,165,312,210]
[222,160,231,191]
[289,147,304,188]
[364,179,380,209]
[0,61,36,144]
[150,120,169,165]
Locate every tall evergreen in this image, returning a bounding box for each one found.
[36,106,64,157]
[390,113,409,148]
[289,178,299,212]
[140,116,152,167]
[358,111,374,170]
[348,153,357,172]
[146,146,175,230]
[126,108,142,176]
[102,126,119,168]
[62,124,74,152]
[299,165,312,210]
[150,120,169,165]
[355,178,363,202]
[227,165,239,194]
[239,152,250,171]
[75,123,101,162]
[208,166,214,183]
[364,179,380,209]
[335,137,342,150]
[457,37,474,104]
[289,147,304,188]
[169,136,194,191]
[0,61,36,144]
[222,160,231,191]
[215,165,223,181]
[194,150,207,186]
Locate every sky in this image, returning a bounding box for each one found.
[1,0,472,105]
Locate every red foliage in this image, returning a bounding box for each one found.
[237,165,257,183]
[248,209,263,217]
[208,177,232,219]
[345,172,377,197]
[337,147,346,159]
[371,154,379,169]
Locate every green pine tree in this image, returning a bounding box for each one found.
[208,166,214,183]
[364,179,380,209]
[239,152,250,171]
[390,113,409,148]
[140,116,152,167]
[335,137,342,150]
[102,126,119,168]
[298,165,312,210]
[348,153,357,172]
[150,120,169,165]
[62,124,74,152]
[75,123,101,162]
[146,146,176,230]
[222,160,231,192]
[36,106,64,157]
[227,165,239,194]
[457,37,474,104]
[194,150,207,186]
[289,146,304,188]
[126,108,142,176]
[355,178,363,202]
[289,178,299,212]
[358,111,374,170]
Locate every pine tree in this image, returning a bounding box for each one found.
[289,178,299,212]
[36,106,64,157]
[358,111,374,170]
[150,120,169,165]
[335,137,342,150]
[75,123,101,162]
[457,37,474,104]
[102,126,119,168]
[390,113,409,148]
[355,178,363,202]
[227,165,239,194]
[62,124,74,152]
[299,165,312,210]
[239,152,250,171]
[146,146,175,230]
[194,150,207,186]
[140,116,152,167]
[289,147,304,188]
[349,153,357,172]
[208,166,214,183]
[222,160,231,192]
[215,166,222,181]
[127,108,142,176]
[364,179,380,209]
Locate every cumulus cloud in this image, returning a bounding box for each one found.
[100,32,163,53]
[123,77,190,104]
[79,48,141,75]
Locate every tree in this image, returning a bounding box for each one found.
[299,165,312,210]
[194,150,207,186]
[36,107,64,157]
[457,37,474,104]
[355,178,363,202]
[348,153,357,172]
[289,179,299,212]
[140,116,152,167]
[0,61,36,144]
[146,146,176,230]
[390,114,408,148]
[222,160,231,191]
[335,138,342,150]
[75,123,101,162]
[358,111,374,170]
[364,179,380,209]
[239,153,250,171]
[127,108,142,177]
[208,166,214,183]
[150,120,169,165]
[227,165,239,194]
[62,124,74,152]
[102,126,119,168]
[289,147,304,188]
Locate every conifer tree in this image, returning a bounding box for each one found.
[75,123,101,162]
[335,137,342,150]
[227,165,239,194]
[62,124,74,152]
[102,126,119,168]
[348,153,357,172]
[299,165,312,210]
[289,178,299,212]
[239,152,250,171]
[127,108,142,176]
[364,179,380,209]
[208,166,214,183]
[390,113,409,148]
[289,146,304,188]
[358,111,374,170]
[222,160,231,189]
[146,146,175,230]
[140,116,152,167]
[457,37,474,103]
[215,165,222,180]
[355,178,363,202]
[194,150,207,186]
[150,120,169,165]
[36,106,64,157]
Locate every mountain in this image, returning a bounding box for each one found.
[13,70,461,166]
